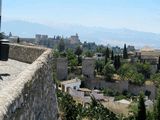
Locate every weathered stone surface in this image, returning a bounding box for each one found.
[56,58,68,80]
[9,44,47,63]
[85,80,156,100]
[82,58,95,79]
[0,59,30,90]
[0,45,58,120]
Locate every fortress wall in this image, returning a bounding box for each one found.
[9,44,47,63]
[0,45,58,120]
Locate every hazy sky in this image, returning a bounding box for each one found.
[2,0,160,33]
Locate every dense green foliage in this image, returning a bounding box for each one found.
[75,46,83,65]
[75,46,83,57]
[95,60,105,74]
[151,73,160,85]
[57,90,79,120]
[118,62,151,85]
[137,93,146,120]
[58,39,65,52]
[103,62,115,81]
[0,32,5,39]
[66,49,78,71]
[136,62,151,79]
[153,89,160,120]
[85,50,94,57]
[57,90,118,120]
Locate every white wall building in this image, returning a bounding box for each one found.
[93,53,104,60]
[60,78,81,92]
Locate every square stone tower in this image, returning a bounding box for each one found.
[82,58,95,80]
[56,58,68,80]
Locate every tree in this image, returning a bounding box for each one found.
[104,47,110,64]
[118,63,145,85]
[75,46,83,57]
[96,46,105,53]
[53,50,60,58]
[118,63,132,80]
[114,55,118,70]
[136,62,151,79]
[123,44,128,59]
[105,56,108,64]
[9,32,12,37]
[111,50,114,60]
[85,50,94,57]
[103,62,115,81]
[114,55,121,70]
[130,72,145,85]
[117,55,121,68]
[154,89,160,120]
[58,39,65,52]
[106,47,110,58]
[87,96,118,120]
[95,60,105,74]
[57,90,118,120]
[66,49,78,71]
[0,32,5,40]
[137,93,146,120]
[57,91,79,120]
[75,46,83,65]
[158,56,160,70]
[151,73,160,85]
[17,37,20,43]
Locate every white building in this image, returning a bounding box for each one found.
[93,53,104,60]
[60,78,81,92]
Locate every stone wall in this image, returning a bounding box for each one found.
[0,45,58,120]
[85,80,128,93]
[85,80,156,99]
[9,44,47,63]
[128,84,156,100]
[82,58,95,79]
[150,65,157,74]
[56,58,68,80]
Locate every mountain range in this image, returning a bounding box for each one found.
[2,20,160,48]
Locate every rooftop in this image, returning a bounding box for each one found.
[61,78,81,85]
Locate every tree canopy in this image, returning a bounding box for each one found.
[123,44,128,59]
[103,62,115,81]
[58,39,65,52]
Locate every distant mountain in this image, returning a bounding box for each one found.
[2,20,160,48]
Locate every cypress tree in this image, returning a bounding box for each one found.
[105,56,108,64]
[114,55,121,70]
[137,93,146,120]
[106,47,110,58]
[111,50,114,60]
[158,56,160,70]
[123,44,128,59]
[154,89,160,120]
[117,55,121,69]
[17,37,20,43]
[105,47,109,64]
[58,39,65,52]
[105,47,110,58]
[114,55,117,70]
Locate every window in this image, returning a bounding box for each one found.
[73,86,76,90]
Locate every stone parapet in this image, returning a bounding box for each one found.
[0,44,58,120]
[9,44,47,63]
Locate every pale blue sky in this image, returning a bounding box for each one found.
[2,0,160,33]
